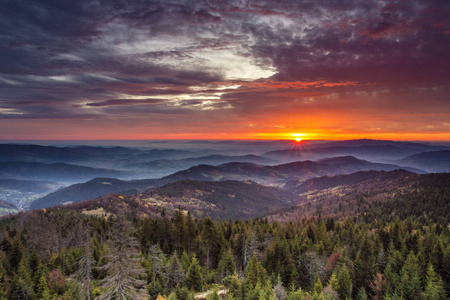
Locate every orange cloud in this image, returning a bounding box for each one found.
[233,80,358,89]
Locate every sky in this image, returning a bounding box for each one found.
[0,0,449,141]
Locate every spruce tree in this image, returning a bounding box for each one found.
[218,248,236,278]
[354,236,376,290]
[399,252,421,300]
[423,264,446,300]
[336,265,352,300]
[185,254,203,292]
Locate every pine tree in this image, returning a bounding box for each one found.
[442,245,450,295]
[201,218,220,269]
[218,248,236,278]
[9,234,25,270]
[0,262,7,300]
[336,265,352,300]
[10,258,34,299]
[246,253,265,289]
[207,286,220,300]
[171,208,187,254]
[399,252,421,300]
[423,264,446,300]
[354,236,376,290]
[185,254,203,292]
[383,263,399,296]
[314,277,323,296]
[37,274,50,300]
[356,287,368,300]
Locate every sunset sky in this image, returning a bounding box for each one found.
[0,0,449,141]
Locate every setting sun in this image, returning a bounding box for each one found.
[291,133,306,142]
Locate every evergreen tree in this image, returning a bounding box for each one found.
[9,234,25,270]
[442,246,450,295]
[423,264,446,300]
[399,252,421,300]
[356,287,368,300]
[10,258,34,299]
[36,274,50,300]
[314,277,323,296]
[336,265,352,300]
[171,208,187,254]
[207,286,220,300]
[383,263,400,296]
[246,253,265,289]
[185,254,203,292]
[218,248,236,278]
[354,236,376,290]
[201,218,220,269]
[0,262,7,300]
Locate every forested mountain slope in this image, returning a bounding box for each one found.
[274,170,450,222]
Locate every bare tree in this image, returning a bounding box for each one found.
[164,252,185,290]
[75,225,95,300]
[97,217,148,300]
[148,244,165,290]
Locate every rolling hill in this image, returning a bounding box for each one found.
[164,156,424,185]
[29,177,166,210]
[139,180,294,219]
[272,170,449,222]
[396,150,450,173]
[0,199,18,216]
[0,161,130,183]
[264,139,449,162]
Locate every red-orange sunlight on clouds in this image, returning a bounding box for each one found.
[232,80,359,90]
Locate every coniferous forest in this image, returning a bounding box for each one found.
[0,202,448,300]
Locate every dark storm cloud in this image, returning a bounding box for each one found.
[0,0,448,139]
[85,98,166,107]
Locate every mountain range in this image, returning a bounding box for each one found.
[0,139,449,215]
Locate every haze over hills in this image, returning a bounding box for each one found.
[26,155,425,211]
[0,179,63,210]
[0,161,131,183]
[121,154,277,178]
[0,139,448,213]
[264,139,449,162]
[29,177,166,210]
[29,169,450,222]
[396,150,450,173]
[164,156,424,185]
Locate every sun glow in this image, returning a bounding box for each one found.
[291,133,306,142]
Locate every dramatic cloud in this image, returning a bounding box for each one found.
[0,0,449,140]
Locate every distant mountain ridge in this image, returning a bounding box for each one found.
[29,177,166,210]
[0,161,130,182]
[29,155,425,210]
[164,156,424,185]
[123,154,277,174]
[396,150,450,173]
[30,170,450,222]
[264,139,449,162]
